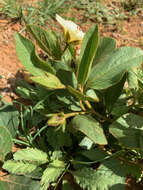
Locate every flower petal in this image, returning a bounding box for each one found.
[56,14,84,43]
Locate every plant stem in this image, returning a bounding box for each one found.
[84,100,92,109]
[78,85,107,120]
[32,124,48,142]
[84,100,107,120]
[79,100,86,111]
[78,84,86,111]
[70,150,125,165]
[62,43,69,56]
[13,138,30,146]
[119,157,143,169]
[65,111,86,119]
[53,163,70,190]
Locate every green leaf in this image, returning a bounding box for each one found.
[79,148,107,161]
[56,70,77,88]
[16,86,31,100]
[109,113,143,149]
[79,137,94,150]
[47,127,72,148]
[72,164,125,190]
[102,158,142,180]
[22,167,43,179]
[127,67,139,90]
[104,74,126,112]
[15,33,44,76]
[50,150,63,161]
[13,148,48,164]
[31,72,65,90]
[62,179,74,190]
[61,47,73,67]
[56,89,82,111]
[71,115,107,145]
[78,24,99,86]
[34,84,52,101]
[31,50,56,74]
[73,158,141,190]
[26,25,62,59]
[0,104,19,137]
[93,37,116,66]
[52,60,71,72]
[85,89,99,102]
[0,175,41,190]
[87,47,143,89]
[111,95,129,117]
[2,160,37,174]
[41,160,66,190]
[0,126,13,162]
[122,162,142,179]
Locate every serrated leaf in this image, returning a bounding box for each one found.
[71,115,107,145]
[109,113,143,149]
[26,25,62,59]
[15,33,44,76]
[78,24,99,86]
[0,104,19,137]
[87,47,143,89]
[0,126,13,162]
[93,37,116,66]
[72,166,125,190]
[22,167,43,179]
[31,72,65,90]
[14,148,48,164]
[3,160,37,174]
[0,175,41,190]
[41,160,66,190]
[50,150,63,161]
[73,158,139,190]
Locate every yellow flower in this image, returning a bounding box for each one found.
[56,14,84,43]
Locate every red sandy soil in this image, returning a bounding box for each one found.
[0,19,22,102]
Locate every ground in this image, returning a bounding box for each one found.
[0,19,22,102]
[0,1,143,189]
